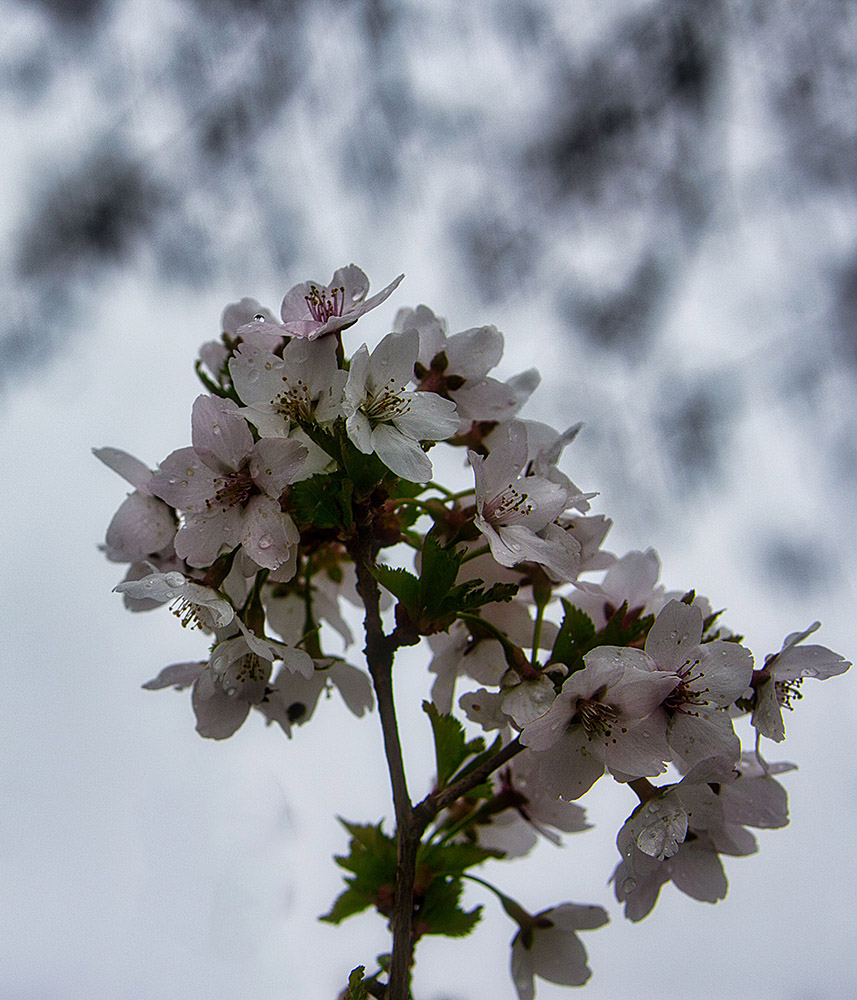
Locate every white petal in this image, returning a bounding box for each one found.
[371,423,433,482]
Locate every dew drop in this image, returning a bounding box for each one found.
[258,533,274,550]
[253,313,266,322]
[225,686,238,697]
[800,667,818,678]
[168,477,178,485]
[621,877,637,894]
[647,801,661,813]
[181,480,188,487]
[212,424,221,436]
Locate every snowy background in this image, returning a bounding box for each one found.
[2,0,856,997]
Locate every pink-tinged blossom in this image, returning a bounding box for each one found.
[113,569,234,631]
[521,650,679,800]
[94,447,177,564]
[278,264,404,340]
[486,419,595,507]
[569,548,666,629]
[395,304,536,428]
[643,599,754,768]
[473,751,590,858]
[342,329,459,482]
[229,336,347,443]
[221,296,286,353]
[470,424,582,581]
[612,755,794,921]
[510,902,609,998]
[143,627,314,740]
[752,622,851,742]
[258,657,374,737]
[149,395,307,570]
[557,514,615,573]
[428,600,557,714]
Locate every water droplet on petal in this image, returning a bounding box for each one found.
[258,533,273,550]
[168,477,178,485]
[801,667,818,678]
[212,424,221,436]
[647,801,661,813]
[225,686,238,697]
[253,313,266,322]
[621,877,637,894]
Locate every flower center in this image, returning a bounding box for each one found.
[363,377,412,424]
[273,377,314,423]
[222,651,268,701]
[775,677,803,709]
[306,283,345,323]
[482,483,534,525]
[170,597,207,629]
[663,659,708,715]
[575,697,620,738]
[208,467,257,510]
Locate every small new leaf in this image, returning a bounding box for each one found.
[423,701,486,788]
[551,599,596,672]
[372,564,420,609]
[320,821,398,925]
[418,877,483,938]
[291,473,354,532]
[346,967,369,1000]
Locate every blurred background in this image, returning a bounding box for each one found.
[2,0,856,997]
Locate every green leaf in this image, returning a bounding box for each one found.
[423,701,485,788]
[346,967,369,1000]
[340,437,391,496]
[551,600,596,672]
[291,473,354,532]
[419,841,503,877]
[418,531,463,614]
[453,579,519,614]
[373,564,420,609]
[597,601,654,649]
[418,877,483,938]
[320,821,398,925]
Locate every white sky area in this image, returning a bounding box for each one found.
[2,2,856,999]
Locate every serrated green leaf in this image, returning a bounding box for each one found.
[418,532,463,614]
[340,437,391,495]
[423,701,485,788]
[320,821,398,925]
[454,580,519,613]
[373,564,420,609]
[291,473,353,531]
[419,841,503,877]
[346,966,369,1000]
[418,877,483,938]
[597,601,653,648]
[551,599,596,670]
[321,885,374,924]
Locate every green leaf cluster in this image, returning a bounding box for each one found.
[550,599,654,676]
[423,701,489,788]
[374,531,517,634]
[291,472,355,533]
[321,818,498,942]
[321,821,399,925]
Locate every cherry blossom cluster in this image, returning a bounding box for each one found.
[96,264,851,1000]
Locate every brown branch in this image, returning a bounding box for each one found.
[413,738,526,836]
[351,532,417,1000]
